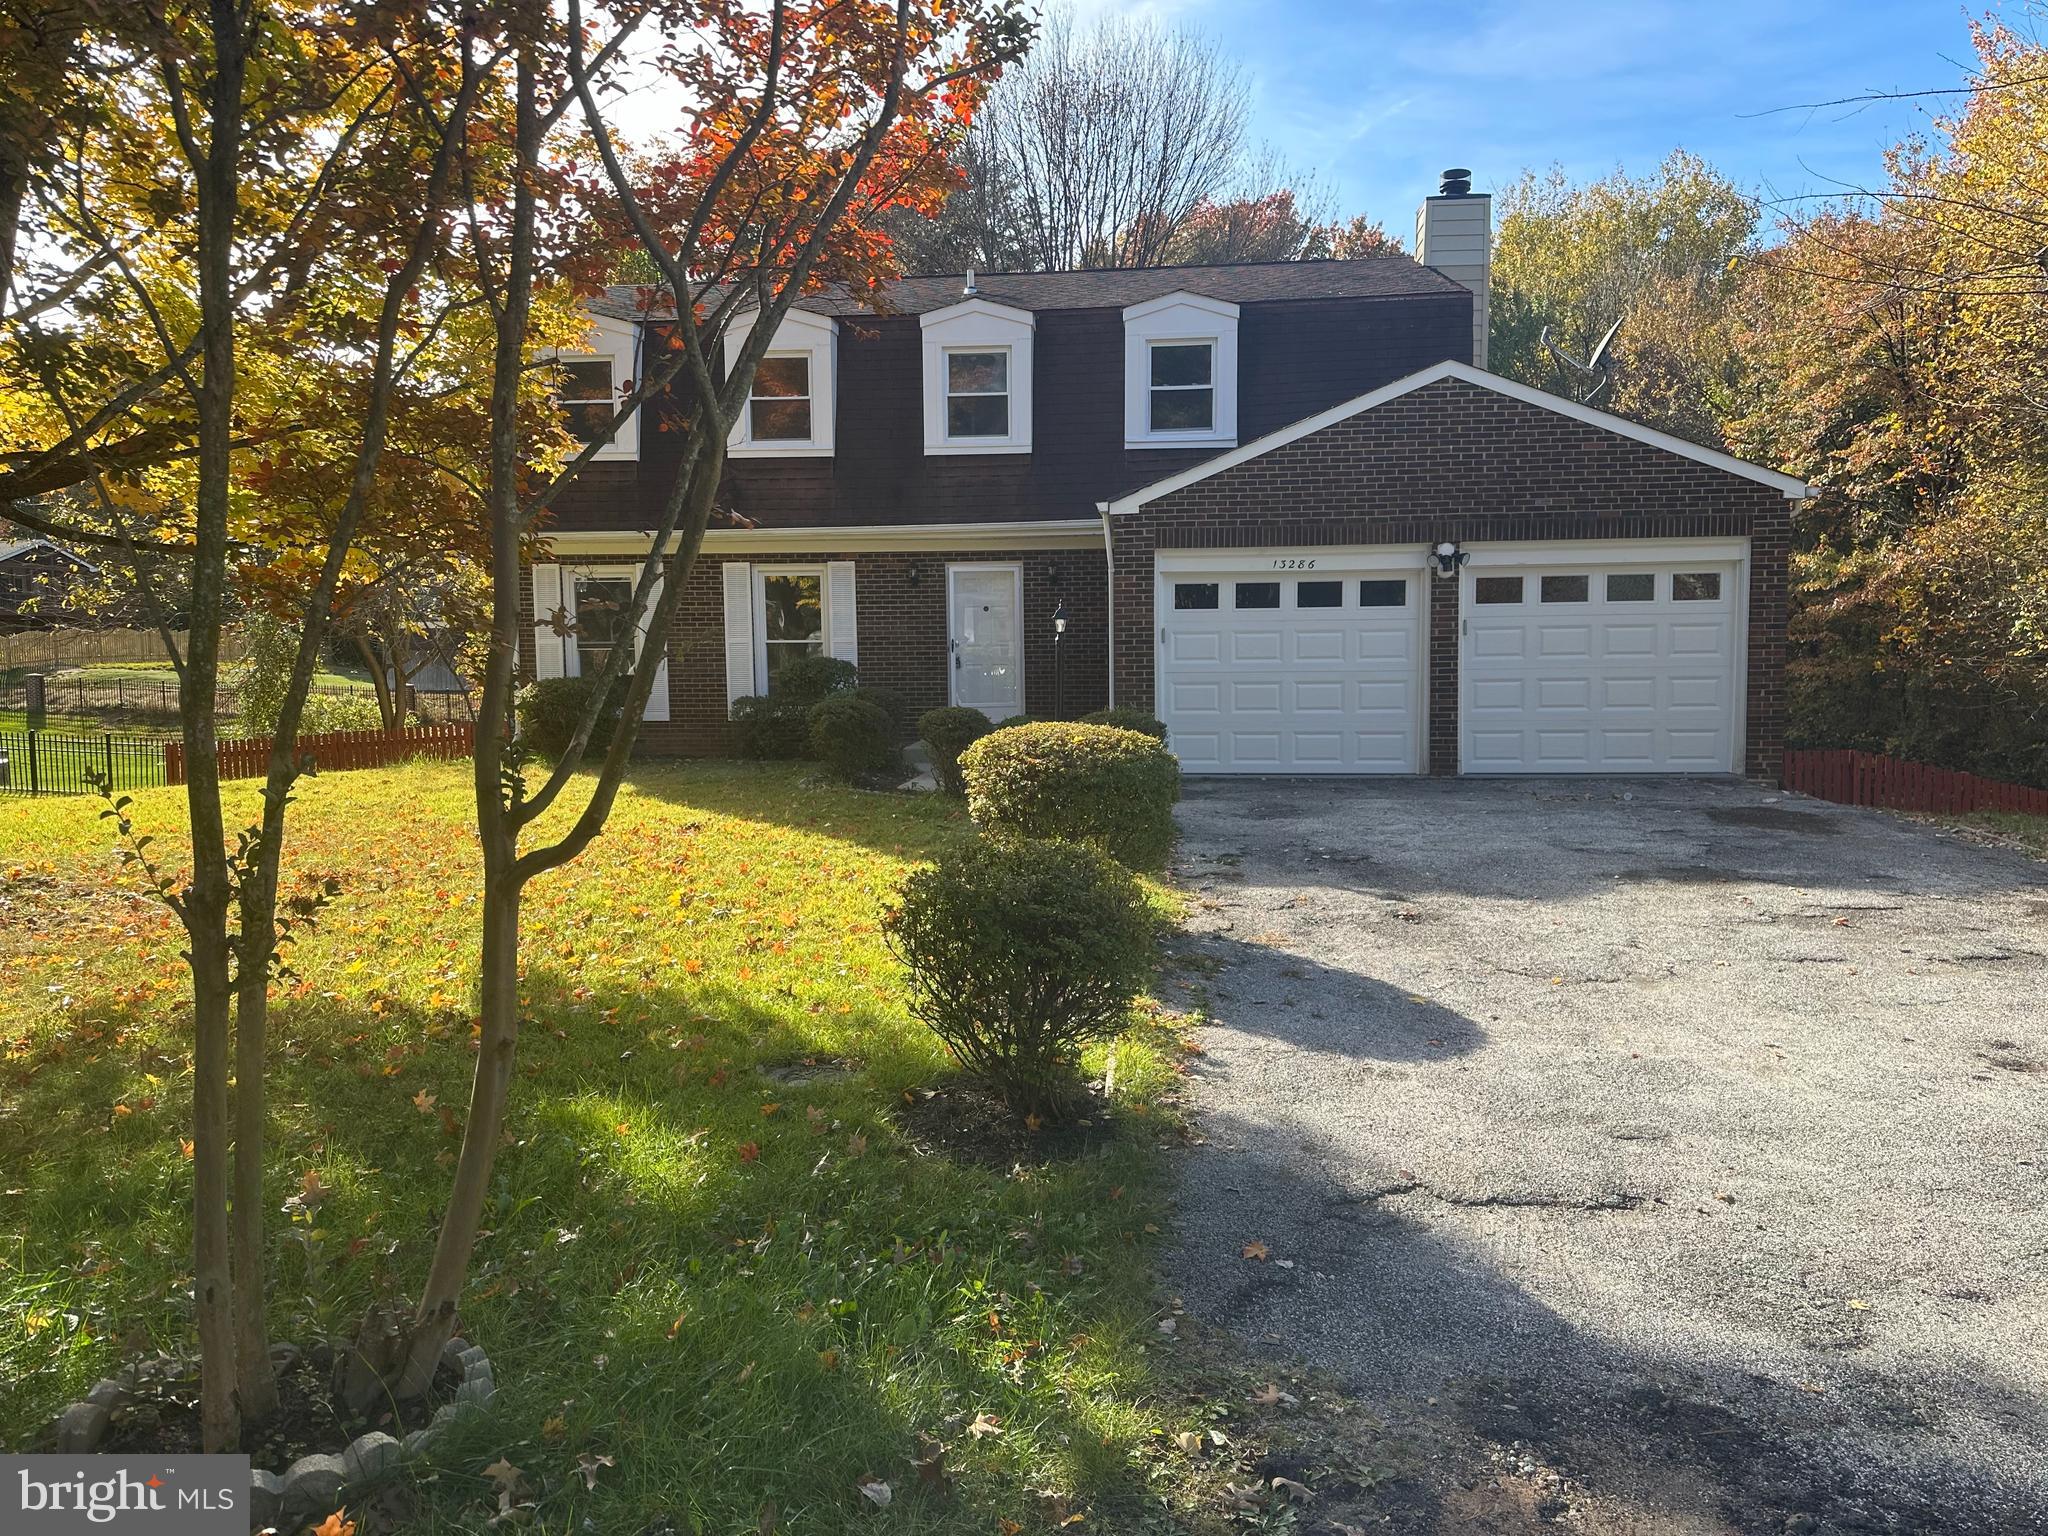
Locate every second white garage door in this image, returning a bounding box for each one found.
[1156,566,1423,773]
[1461,556,1743,774]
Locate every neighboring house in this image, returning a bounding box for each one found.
[0,539,97,631]
[527,169,1804,779]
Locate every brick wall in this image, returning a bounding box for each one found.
[526,547,1110,756]
[1112,378,1794,779]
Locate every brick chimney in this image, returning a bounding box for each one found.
[1414,168,1491,370]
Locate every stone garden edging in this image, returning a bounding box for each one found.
[49,1335,496,1533]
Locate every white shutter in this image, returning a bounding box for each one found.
[636,567,670,722]
[722,562,755,704]
[532,563,566,680]
[826,560,858,667]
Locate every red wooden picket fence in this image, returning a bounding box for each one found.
[165,722,474,785]
[1782,747,2048,817]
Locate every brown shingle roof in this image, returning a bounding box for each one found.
[588,254,1461,322]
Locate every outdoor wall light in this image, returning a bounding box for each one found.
[1053,600,1068,635]
[1430,540,1469,576]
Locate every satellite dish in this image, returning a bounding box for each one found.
[1540,318,1621,405]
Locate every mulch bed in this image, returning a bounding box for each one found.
[99,1342,460,1467]
[891,1077,1125,1169]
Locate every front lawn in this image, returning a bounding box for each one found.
[0,762,1190,1532]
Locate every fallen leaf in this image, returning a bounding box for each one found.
[1249,1383,1299,1408]
[817,1348,841,1371]
[1271,1475,1313,1503]
[967,1412,1003,1438]
[845,1132,867,1158]
[1240,1240,1269,1261]
[540,1415,565,1443]
[574,1452,613,1490]
[412,1089,436,1114]
[856,1475,892,1508]
[737,1141,761,1163]
[481,1460,524,1493]
[312,1514,356,1536]
[1846,1298,1871,1310]
[1173,1430,1202,1454]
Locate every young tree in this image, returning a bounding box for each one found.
[374,0,1029,1400]
[7,2,502,1447]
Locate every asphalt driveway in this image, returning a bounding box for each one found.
[1163,777,2048,1535]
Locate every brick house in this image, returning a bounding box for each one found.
[527,172,1804,778]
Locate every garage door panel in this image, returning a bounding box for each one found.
[1472,626,1525,659]
[1464,560,1739,775]
[1159,565,1423,774]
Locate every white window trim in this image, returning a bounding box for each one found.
[558,562,669,721]
[726,309,838,458]
[752,563,829,692]
[547,313,640,461]
[920,298,1034,454]
[1123,291,1238,450]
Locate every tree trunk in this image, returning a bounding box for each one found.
[230,870,279,1424]
[387,874,522,1400]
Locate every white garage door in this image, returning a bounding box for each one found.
[1157,567,1423,773]
[1462,559,1742,774]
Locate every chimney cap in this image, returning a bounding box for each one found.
[1438,168,1473,196]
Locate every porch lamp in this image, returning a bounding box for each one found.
[1052,600,1069,719]
[1430,540,1469,577]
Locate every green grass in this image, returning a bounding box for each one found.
[1945,810,2048,857]
[0,762,1195,1533]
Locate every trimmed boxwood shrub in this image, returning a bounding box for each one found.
[918,705,996,796]
[772,654,858,705]
[518,675,623,759]
[730,694,810,759]
[1080,706,1168,741]
[885,836,1156,1120]
[960,722,1180,869]
[809,694,900,782]
[849,684,913,742]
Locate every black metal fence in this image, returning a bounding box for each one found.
[0,730,169,796]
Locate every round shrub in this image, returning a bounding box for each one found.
[849,684,913,742]
[918,705,996,796]
[730,694,810,759]
[518,675,623,759]
[771,654,858,705]
[885,837,1156,1120]
[808,694,899,782]
[1080,706,1167,741]
[960,722,1180,869]
[994,714,1033,730]
[299,691,385,735]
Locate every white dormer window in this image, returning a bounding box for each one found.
[945,348,1010,439]
[1123,291,1238,449]
[726,308,837,457]
[549,313,641,460]
[920,298,1033,454]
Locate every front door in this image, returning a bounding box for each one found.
[948,563,1023,719]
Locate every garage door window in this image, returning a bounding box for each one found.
[1297,580,1343,608]
[1540,574,1589,603]
[1358,579,1407,607]
[1475,576,1524,604]
[1606,573,1655,601]
[1235,582,1280,609]
[1173,582,1219,610]
[1673,571,1723,601]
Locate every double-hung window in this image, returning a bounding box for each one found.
[557,358,615,444]
[945,349,1010,440]
[748,355,813,442]
[571,573,634,678]
[756,568,824,689]
[1148,341,1215,433]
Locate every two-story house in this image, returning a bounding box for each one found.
[525,171,1804,779]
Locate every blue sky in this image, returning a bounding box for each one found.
[1076,0,2001,234]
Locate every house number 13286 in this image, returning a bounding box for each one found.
[1271,557,1318,570]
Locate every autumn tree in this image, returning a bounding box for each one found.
[3,2,517,1449]
[1489,150,1757,441]
[364,0,1028,1401]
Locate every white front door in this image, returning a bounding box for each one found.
[1461,557,1742,774]
[1155,565,1424,774]
[948,563,1023,719]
